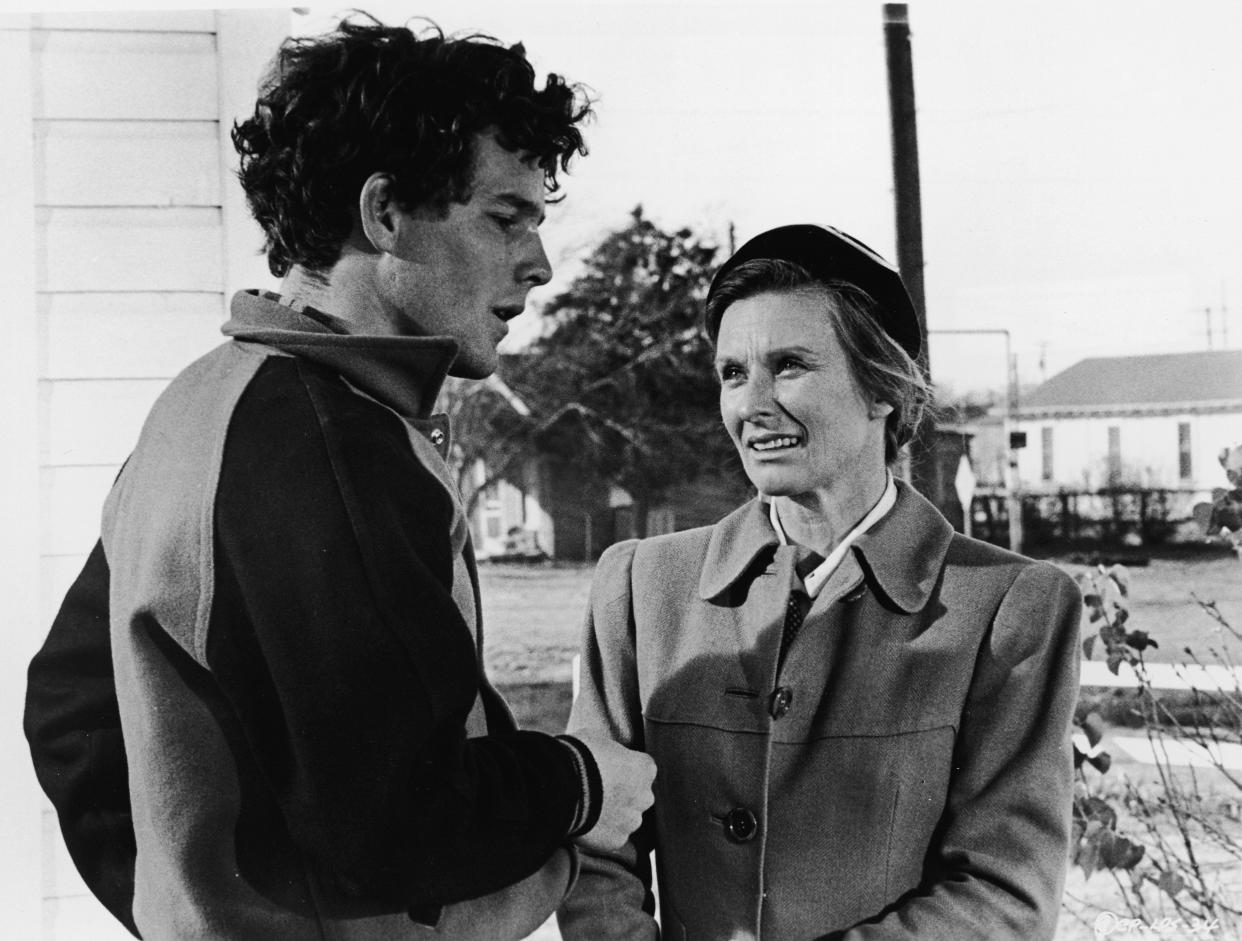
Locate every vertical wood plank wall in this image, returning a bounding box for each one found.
[1,16,44,941]
[5,10,289,938]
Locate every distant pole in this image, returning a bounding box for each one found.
[883,4,938,500]
[1223,283,1230,348]
[1007,350,1024,553]
[1206,306,1214,349]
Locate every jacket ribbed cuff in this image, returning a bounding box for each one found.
[556,735,603,838]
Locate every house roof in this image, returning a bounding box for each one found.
[1019,349,1242,414]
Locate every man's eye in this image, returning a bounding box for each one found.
[490,214,517,231]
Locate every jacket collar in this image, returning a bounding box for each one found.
[699,479,953,613]
[699,499,781,601]
[221,290,459,422]
[851,480,954,613]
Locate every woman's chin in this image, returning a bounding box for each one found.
[750,478,807,500]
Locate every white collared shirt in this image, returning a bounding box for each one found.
[769,472,897,599]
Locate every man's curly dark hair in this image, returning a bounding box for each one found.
[231,14,593,277]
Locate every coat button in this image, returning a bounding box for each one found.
[429,428,446,447]
[770,686,793,719]
[724,807,757,843]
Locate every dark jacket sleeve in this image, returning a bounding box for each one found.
[557,540,659,940]
[205,358,582,910]
[23,540,140,938]
[829,562,1082,941]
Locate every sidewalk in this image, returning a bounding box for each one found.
[1107,733,1242,771]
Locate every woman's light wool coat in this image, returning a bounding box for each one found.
[559,481,1082,941]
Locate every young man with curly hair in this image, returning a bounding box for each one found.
[24,16,654,940]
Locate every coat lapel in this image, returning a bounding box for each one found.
[852,481,954,614]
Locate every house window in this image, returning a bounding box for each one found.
[1178,422,1192,480]
[1107,426,1122,485]
[1041,427,1053,482]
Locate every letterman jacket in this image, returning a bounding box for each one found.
[25,290,586,940]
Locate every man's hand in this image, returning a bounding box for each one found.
[572,733,656,854]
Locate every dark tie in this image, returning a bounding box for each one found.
[781,592,808,652]
[779,549,824,660]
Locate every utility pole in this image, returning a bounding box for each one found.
[883,4,939,502]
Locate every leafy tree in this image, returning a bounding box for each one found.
[515,207,749,531]
[438,373,537,517]
[443,207,749,531]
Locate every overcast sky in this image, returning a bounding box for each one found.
[34,0,1242,395]
[298,0,1240,398]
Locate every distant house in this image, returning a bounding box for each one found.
[1014,350,1242,493]
[440,373,560,560]
[445,371,749,562]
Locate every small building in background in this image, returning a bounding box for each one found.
[1014,350,1242,493]
[999,350,1242,549]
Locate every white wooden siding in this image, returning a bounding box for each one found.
[36,206,224,293]
[39,293,225,379]
[0,18,46,940]
[40,379,168,466]
[32,30,219,121]
[35,120,221,207]
[12,10,292,936]
[40,466,120,558]
[32,10,216,32]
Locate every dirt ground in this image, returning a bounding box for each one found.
[480,564,593,685]
[1055,553,1242,669]
[481,553,1242,684]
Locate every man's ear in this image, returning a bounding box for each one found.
[870,399,894,420]
[358,172,402,254]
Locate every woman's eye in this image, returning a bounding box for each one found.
[777,358,804,373]
[717,365,743,383]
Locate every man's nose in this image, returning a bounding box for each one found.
[518,231,552,287]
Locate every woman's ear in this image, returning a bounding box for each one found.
[870,399,895,420]
[358,172,401,254]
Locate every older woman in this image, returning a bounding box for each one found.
[557,224,1081,940]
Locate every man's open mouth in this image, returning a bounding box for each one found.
[493,305,525,322]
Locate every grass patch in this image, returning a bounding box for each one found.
[481,556,1242,681]
[479,563,594,685]
[1056,555,1242,667]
